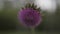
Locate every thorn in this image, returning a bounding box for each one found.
[31,3,34,8]
[25,3,31,8]
[37,8,41,11]
[28,3,32,8]
[22,7,24,9]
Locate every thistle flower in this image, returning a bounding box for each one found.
[18,3,42,28]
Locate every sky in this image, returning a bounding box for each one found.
[35,0,57,13]
[0,0,60,13]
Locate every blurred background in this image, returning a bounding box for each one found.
[0,0,60,34]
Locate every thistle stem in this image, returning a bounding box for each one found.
[31,28,35,34]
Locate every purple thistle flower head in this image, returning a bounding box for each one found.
[18,3,42,28]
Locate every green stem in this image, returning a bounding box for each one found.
[31,28,35,34]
